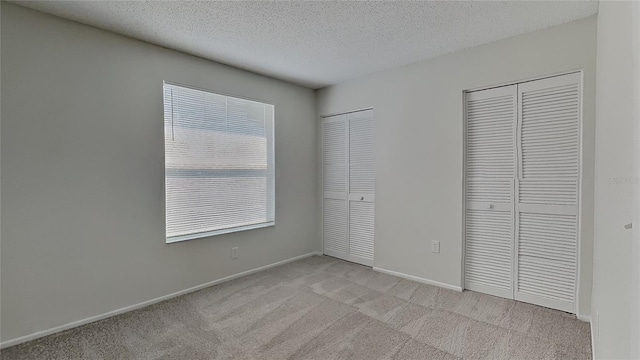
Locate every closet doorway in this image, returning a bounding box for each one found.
[322,109,375,266]
[464,72,581,313]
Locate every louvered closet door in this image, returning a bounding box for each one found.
[465,85,517,299]
[515,73,580,312]
[348,110,375,266]
[323,114,349,260]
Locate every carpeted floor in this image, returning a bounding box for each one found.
[1,255,592,359]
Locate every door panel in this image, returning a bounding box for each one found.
[323,115,349,259]
[515,73,581,312]
[465,85,517,297]
[323,199,348,259]
[347,110,375,265]
[349,201,374,266]
[465,208,513,298]
[349,110,375,196]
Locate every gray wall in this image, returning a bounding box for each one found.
[316,16,597,317]
[1,3,318,342]
[592,2,640,358]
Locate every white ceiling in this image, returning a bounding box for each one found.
[13,1,598,89]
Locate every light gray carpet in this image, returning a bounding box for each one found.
[0,255,591,359]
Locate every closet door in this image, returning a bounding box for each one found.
[348,110,375,266]
[323,114,349,260]
[464,85,517,298]
[515,73,581,312]
[323,110,375,266]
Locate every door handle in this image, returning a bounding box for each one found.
[486,204,494,209]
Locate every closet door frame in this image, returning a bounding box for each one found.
[321,108,375,266]
[462,70,583,314]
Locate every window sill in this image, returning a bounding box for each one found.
[166,221,275,244]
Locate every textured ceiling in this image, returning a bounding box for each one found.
[13,1,598,89]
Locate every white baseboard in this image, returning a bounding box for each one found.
[576,314,591,322]
[0,251,322,349]
[372,267,463,292]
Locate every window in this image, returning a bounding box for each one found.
[163,82,275,243]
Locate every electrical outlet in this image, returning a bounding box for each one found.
[431,241,440,253]
[232,247,238,259]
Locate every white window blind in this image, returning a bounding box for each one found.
[163,83,275,243]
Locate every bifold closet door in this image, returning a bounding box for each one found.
[348,110,375,266]
[464,85,517,298]
[323,114,349,260]
[515,73,580,312]
[323,110,375,266]
[464,73,581,313]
